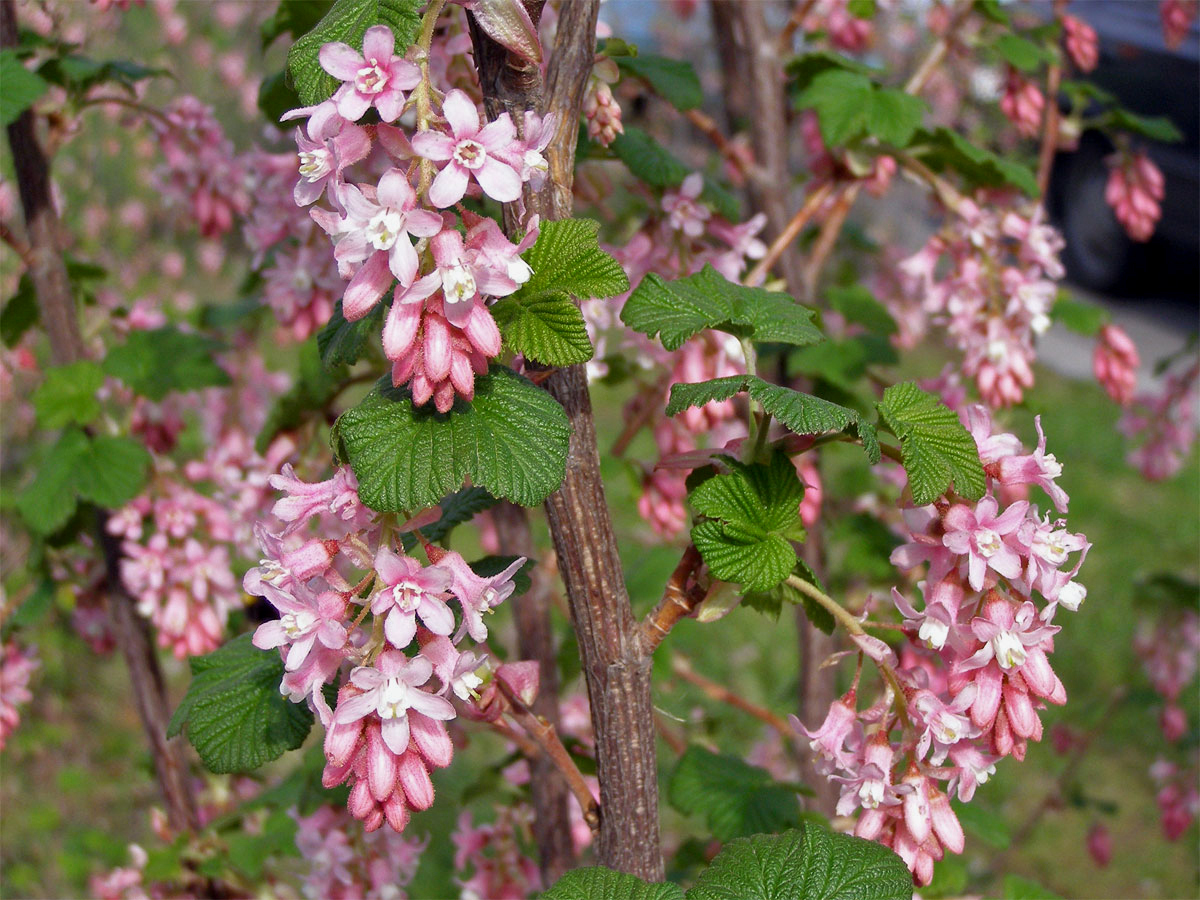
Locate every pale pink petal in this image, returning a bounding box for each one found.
[343,252,393,319]
[387,236,419,286]
[319,42,364,81]
[361,24,395,63]
[427,163,470,208]
[380,715,411,756]
[410,131,455,161]
[441,89,480,138]
[475,158,522,202]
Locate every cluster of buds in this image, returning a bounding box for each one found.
[798,406,1088,884]
[153,96,248,238]
[1061,14,1099,73]
[1134,608,1198,744]
[999,68,1045,139]
[1160,0,1199,50]
[1151,759,1199,841]
[289,26,555,412]
[892,198,1064,408]
[1105,151,1165,243]
[246,463,528,835]
[583,56,623,148]
[803,0,873,52]
[1092,323,1140,406]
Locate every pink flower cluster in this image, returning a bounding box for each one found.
[999,69,1044,139]
[246,463,528,835]
[802,0,873,52]
[153,96,248,238]
[1092,323,1140,406]
[583,58,624,148]
[797,406,1088,884]
[1062,14,1099,73]
[1161,0,1199,50]
[892,199,1064,408]
[1118,361,1199,481]
[288,26,555,412]
[1135,609,1198,744]
[1151,758,1199,841]
[1105,151,1165,243]
[292,803,425,899]
[0,640,38,750]
[453,806,543,899]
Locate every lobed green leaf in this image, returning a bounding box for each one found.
[668,746,803,841]
[616,54,703,110]
[621,266,823,352]
[876,382,985,505]
[33,361,104,429]
[539,867,684,900]
[103,326,231,401]
[167,634,314,774]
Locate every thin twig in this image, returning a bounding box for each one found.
[903,0,973,96]
[777,0,820,57]
[654,710,688,755]
[744,182,834,286]
[801,183,859,301]
[684,107,754,182]
[672,654,794,738]
[1036,2,1067,197]
[496,677,601,832]
[637,545,705,655]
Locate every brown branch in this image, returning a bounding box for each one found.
[637,544,705,655]
[491,501,575,883]
[496,676,601,833]
[777,0,820,57]
[684,107,754,182]
[2,0,198,834]
[802,183,860,301]
[672,654,794,738]
[744,181,834,287]
[1036,1,1068,197]
[469,0,664,879]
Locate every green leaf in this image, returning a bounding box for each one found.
[103,327,231,400]
[786,50,876,96]
[33,361,104,429]
[317,299,383,369]
[622,265,823,352]
[1002,875,1062,900]
[36,55,166,95]
[993,33,1054,72]
[824,285,897,336]
[1050,293,1107,337]
[689,452,805,592]
[876,382,985,505]
[76,436,152,508]
[167,634,314,774]
[911,126,1038,196]
[1100,107,1183,143]
[492,292,593,364]
[420,486,498,544]
[541,867,684,900]
[795,69,873,146]
[610,128,741,220]
[334,366,569,511]
[3,577,55,637]
[847,0,875,17]
[616,54,703,110]
[258,69,304,127]
[0,50,49,126]
[1,274,38,347]
[668,746,802,841]
[686,826,913,900]
[15,428,89,535]
[287,0,423,106]
[666,375,880,463]
[789,335,897,393]
[866,88,927,148]
[492,219,627,365]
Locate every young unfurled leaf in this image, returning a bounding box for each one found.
[287,0,423,107]
[689,452,805,592]
[103,327,231,400]
[33,361,104,429]
[666,375,880,463]
[167,634,314,774]
[668,746,802,841]
[333,367,569,511]
[621,266,823,352]
[876,382,985,505]
[687,826,913,900]
[540,867,684,900]
[616,54,703,110]
[491,219,628,365]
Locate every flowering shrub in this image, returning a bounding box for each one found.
[1,0,1196,898]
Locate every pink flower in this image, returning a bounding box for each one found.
[437,550,525,643]
[0,641,38,750]
[412,90,523,207]
[999,68,1044,138]
[319,26,421,123]
[793,690,858,770]
[333,651,456,755]
[1063,14,1099,72]
[330,171,444,318]
[1093,323,1140,406]
[941,495,1028,592]
[251,580,348,672]
[1105,152,1165,242]
[663,173,711,238]
[292,108,371,210]
[371,548,455,649]
[1161,0,1199,50]
[428,216,535,327]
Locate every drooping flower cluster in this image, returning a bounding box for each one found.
[246,463,527,835]
[152,96,248,238]
[289,25,555,412]
[796,406,1088,884]
[1118,360,1199,481]
[1160,0,1199,50]
[292,803,425,899]
[1092,323,1140,406]
[802,0,874,52]
[1061,14,1099,73]
[1134,608,1199,744]
[1105,151,1165,243]
[583,57,624,148]
[0,640,38,750]
[1151,758,1199,841]
[999,68,1044,139]
[890,198,1064,408]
